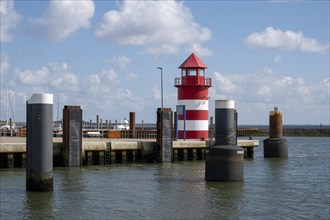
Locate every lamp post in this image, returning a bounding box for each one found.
[157,67,163,108]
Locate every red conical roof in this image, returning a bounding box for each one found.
[178,53,207,69]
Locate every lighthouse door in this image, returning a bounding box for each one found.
[176,105,186,140]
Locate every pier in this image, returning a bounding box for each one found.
[0,137,258,168]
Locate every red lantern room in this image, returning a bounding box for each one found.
[174,53,212,140]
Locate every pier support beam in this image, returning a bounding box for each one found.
[26,93,53,192]
[7,153,14,168]
[63,106,82,167]
[205,100,244,181]
[263,107,288,157]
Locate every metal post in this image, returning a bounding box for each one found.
[96,115,99,130]
[9,118,13,137]
[263,107,288,157]
[26,93,53,191]
[205,100,244,182]
[157,67,163,108]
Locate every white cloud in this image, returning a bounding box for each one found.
[210,70,329,124]
[14,62,79,92]
[186,43,214,57]
[125,73,139,81]
[152,83,161,100]
[4,61,157,122]
[114,88,148,111]
[27,0,95,41]
[0,0,22,43]
[95,0,211,55]
[145,44,178,55]
[213,72,244,94]
[100,69,118,82]
[48,63,79,92]
[273,55,282,63]
[211,69,329,105]
[78,69,152,119]
[246,26,329,53]
[83,69,119,95]
[1,52,9,76]
[106,55,131,70]
[50,72,79,92]
[15,67,49,86]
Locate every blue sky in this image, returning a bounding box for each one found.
[1,0,329,125]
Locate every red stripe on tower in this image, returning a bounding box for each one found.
[178,110,208,120]
[174,53,212,140]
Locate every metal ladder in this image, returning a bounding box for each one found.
[104,149,110,164]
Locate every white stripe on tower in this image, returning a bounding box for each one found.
[178,100,208,110]
[178,120,209,131]
[178,99,209,139]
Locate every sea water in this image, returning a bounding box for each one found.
[0,137,329,219]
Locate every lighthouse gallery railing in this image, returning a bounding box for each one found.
[174,77,212,87]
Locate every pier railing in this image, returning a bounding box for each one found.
[0,128,260,139]
[1,128,328,138]
[174,77,212,87]
[0,128,159,138]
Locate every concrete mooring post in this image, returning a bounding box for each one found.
[26,93,53,191]
[263,107,288,157]
[63,106,82,167]
[205,100,244,181]
[157,108,173,163]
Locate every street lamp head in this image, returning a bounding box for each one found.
[157,67,162,70]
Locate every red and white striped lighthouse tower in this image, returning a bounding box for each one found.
[174,53,212,140]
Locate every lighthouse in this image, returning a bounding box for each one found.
[174,53,212,140]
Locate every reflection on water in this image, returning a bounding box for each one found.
[0,137,329,219]
[205,182,244,219]
[25,192,54,219]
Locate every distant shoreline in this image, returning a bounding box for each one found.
[250,128,330,137]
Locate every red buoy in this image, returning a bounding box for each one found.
[174,53,212,140]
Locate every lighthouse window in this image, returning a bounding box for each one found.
[199,69,204,76]
[181,69,186,76]
[188,69,197,76]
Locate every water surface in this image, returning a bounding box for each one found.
[1,137,329,219]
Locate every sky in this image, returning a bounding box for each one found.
[1,0,329,125]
